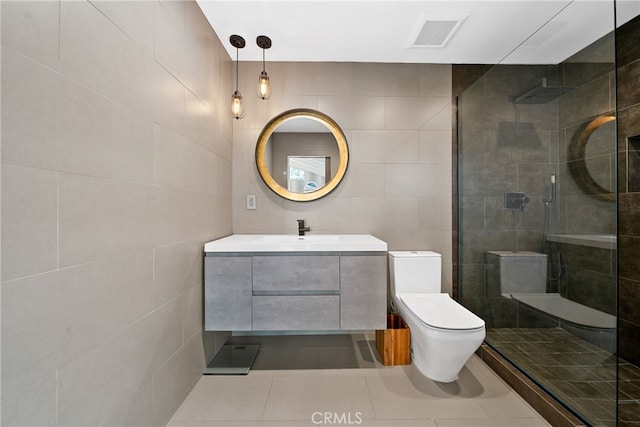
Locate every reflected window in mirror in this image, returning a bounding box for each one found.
[287,156,331,193]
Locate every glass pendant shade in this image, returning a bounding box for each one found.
[230,34,246,120]
[257,71,271,100]
[231,90,245,119]
[256,35,272,100]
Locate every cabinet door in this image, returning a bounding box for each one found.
[340,254,387,330]
[204,256,252,331]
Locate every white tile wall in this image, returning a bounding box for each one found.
[1,165,58,281]
[1,1,232,425]
[0,0,60,71]
[232,61,454,292]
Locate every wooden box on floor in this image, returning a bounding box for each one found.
[376,314,410,365]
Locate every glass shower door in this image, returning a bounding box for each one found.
[457,1,618,425]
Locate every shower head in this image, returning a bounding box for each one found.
[510,78,575,104]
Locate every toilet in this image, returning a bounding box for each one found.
[389,251,485,383]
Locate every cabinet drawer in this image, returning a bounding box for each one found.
[253,295,339,330]
[253,255,339,292]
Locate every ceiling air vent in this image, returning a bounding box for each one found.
[408,11,469,48]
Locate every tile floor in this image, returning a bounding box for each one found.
[488,327,640,427]
[487,327,616,426]
[168,333,551,427]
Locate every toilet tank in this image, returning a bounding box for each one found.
[389,251,441,295]
[486,251,547,295]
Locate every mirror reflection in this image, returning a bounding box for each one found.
[287,156,331,193]
[567,113,616,201]
[584,118,615,192]
[267,117,339,192]
[256,109,349,202]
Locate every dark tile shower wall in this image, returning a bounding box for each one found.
[458,33,619,328]
[559,40,617,237]
[554,35,618,319]
[558,242,617,315]
[616,13,640,367]
[614,17,638,425]
[457,64,561,327]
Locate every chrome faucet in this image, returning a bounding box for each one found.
[297,219,310,236]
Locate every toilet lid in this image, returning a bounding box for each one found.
[400,293,485,330]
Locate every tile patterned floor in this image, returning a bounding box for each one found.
[487,327,640,427]
[168,333,550,427]
[619,362,640,427]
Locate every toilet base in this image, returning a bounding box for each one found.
[394,297,485,383]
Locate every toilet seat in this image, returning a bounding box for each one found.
[399,293,484,331]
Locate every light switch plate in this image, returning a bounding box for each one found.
[246,194,256,210]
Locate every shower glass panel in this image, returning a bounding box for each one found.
[457,1,618,425]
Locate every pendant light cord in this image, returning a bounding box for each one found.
[235,47,239,92]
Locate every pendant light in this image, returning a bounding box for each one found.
[230,34,246,119]
[256,35,272,100]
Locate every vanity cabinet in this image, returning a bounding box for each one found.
[204,251,386,331]
[340,255,387,329]
[204,255,252,330]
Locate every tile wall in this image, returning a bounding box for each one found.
[617,13,640,367]
[458,31,618,325]
[1,1,232,425]
[555,34,617,317]
[457,64,562,325]
[231,61,455,291]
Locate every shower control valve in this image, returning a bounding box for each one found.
[504,192,529,211]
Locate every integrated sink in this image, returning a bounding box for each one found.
[204,234,387,252]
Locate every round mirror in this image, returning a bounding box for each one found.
[567,113,616,202]
[255,108,349,201]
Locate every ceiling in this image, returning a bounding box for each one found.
[196,0,639,65]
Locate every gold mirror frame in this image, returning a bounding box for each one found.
[255,108,349,202]
[567,113,616,202]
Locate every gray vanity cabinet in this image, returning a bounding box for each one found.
[204,252,387,331]
[204,255,252,330]
[340,254,387,330]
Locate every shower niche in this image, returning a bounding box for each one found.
[628,134,640,192]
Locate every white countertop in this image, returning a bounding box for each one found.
[204,234,388,253]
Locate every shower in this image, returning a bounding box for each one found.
[502,78,576,140]
[510,78,575,104]
[541,174,564,287]
[458,53,618,425]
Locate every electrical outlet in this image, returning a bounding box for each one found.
[246,194,256,210]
